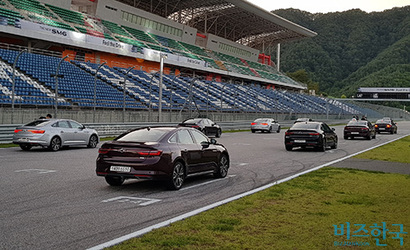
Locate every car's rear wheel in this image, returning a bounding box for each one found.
[318,139,326,152]
[168,161,185,190]
[20,144,32,151]
[214,154,229,178]
[49,136,61,151]
[277,126,281,133]
[216,129,222,138]
[268,126,272,133]
[251,130,255,133]
[285,145,292,151]
[366,134,371,140]
[88,135,98,148]
[105,176,124,186]
[344,135,349,140]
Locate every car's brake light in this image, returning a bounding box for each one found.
[386,125,391,128]
[138,150,162,156]
[28,130,45,134]
[309,133,320,136]
[14,129,23,133]
[261,123,268,126]
[192,125,200,129]
[251,123,257,125]
[285,132,293,135]
[361,128,369,131]
[98,148,111,154]
[374,124,378,128]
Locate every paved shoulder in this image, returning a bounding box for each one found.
[332,158,410,175]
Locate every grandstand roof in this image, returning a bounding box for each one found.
[115,0,317,49]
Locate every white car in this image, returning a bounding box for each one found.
[251,118,281,133]
[13,119,99,151]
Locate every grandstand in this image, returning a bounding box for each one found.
[0,0,394,123]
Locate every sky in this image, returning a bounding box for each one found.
[248,0,410,13]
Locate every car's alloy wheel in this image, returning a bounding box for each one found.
[168,161,185,190]
[20,144,32,151]
[319,139,326,152]
[216,129,222,138]
[49,136,61,151]
[277,127,281,133]
[88,135,98,148]
[214,154,229,178]
[105,176,124,186]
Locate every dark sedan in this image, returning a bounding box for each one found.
[96,127,229,190]
[178,118,222,138]
[344,120,376,140]
[284,122,338,151]
[374,119,397,134]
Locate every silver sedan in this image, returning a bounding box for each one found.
[13,119,99,151]
[251,118,281,133]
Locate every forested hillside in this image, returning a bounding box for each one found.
[271,6,410,97]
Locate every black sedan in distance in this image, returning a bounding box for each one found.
[374,119,397,134]
[344,120,376,140]
[96,127,229,190]
[178,118,222,137]
[284,122,338,151]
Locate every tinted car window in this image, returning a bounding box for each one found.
[255,119,268,122]
[116,128,170,142]
[291,123,319,130]
[25,120,52,127]
[178,130,195,144]
[191,130,209,144]
[57,121,71,128]
[322,123,332,132]
[184,119,201,124]
[69,121,83,129]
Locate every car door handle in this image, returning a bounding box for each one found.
[60,131,64,133]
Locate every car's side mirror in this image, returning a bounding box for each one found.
[201,141,210,148]
[332,128,335,131]
[210,138,217,144]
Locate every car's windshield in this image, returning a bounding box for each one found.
[291,123,319,130]
[24,120,52,127]
[347,121,367,126]
[116,128,172,142]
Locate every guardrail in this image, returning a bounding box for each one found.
[0,121,258,144]
[0,120,347,144]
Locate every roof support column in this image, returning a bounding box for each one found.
[276,43,281,72]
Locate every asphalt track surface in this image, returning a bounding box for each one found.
[1,121,409,249]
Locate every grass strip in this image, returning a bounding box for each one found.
[110,167,410,249]
[354,135,410,163]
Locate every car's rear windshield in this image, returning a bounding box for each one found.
[183,119,201,124]
[376,119,389,124]
[254,119,269,122]
[24,120,52,127]
[116,128,173,142]
[291,123,319,130]
[347,121,367,126]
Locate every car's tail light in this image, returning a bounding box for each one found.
[285,132,293,135]
[251,122,257,125]
[192,125,200,129]
[28,130,45,134]
[309,133,320,136]
[361,128,369,131]
[386,125,391,128]
[374,124,378,128]
[138,150,162,156]
[261,123,268,125]
[98,148,111,154]
[14,129,23,133]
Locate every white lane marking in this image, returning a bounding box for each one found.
[102,196,161,206]
[15,169,57,174]
[87,134,409,250]
[181,175,236,191]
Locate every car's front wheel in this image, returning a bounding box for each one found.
[105,176,124,186]
[216,129,222,138]
[49,136,61,151]
[214,154,229,178]
[19,144,32,151]
[167,161,185,190]
[88,135,98,148]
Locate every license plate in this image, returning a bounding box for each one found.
[110,166,131,172]
[18,138,30,142]
[379,128,385,130]
[294,140,306,143]
[351,132,359,134]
